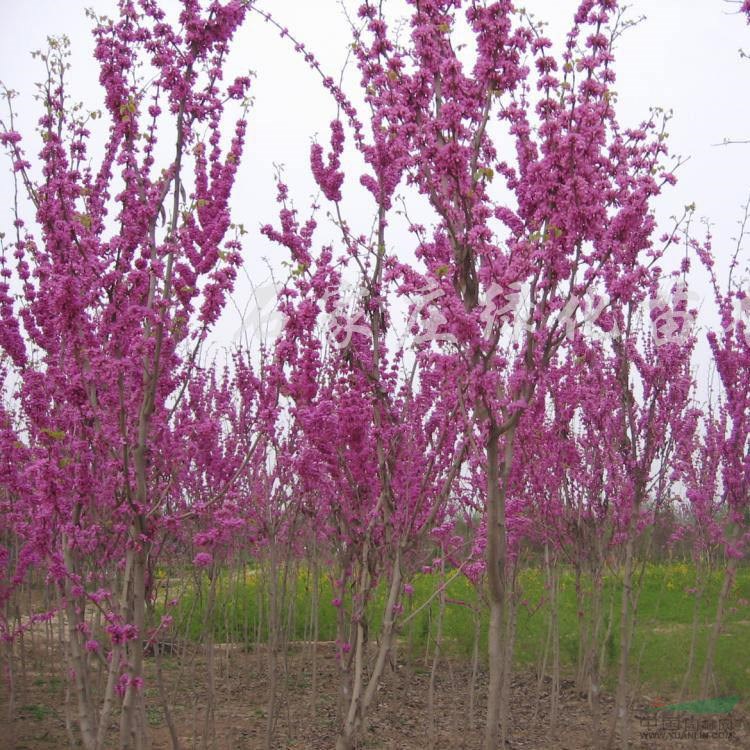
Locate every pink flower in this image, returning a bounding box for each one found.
[310,120,345,202]
[193,552,213,568]
[227,76,252,100]
[107,623,138,645]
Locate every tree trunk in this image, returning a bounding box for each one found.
[679,556,707,701]
[484,425,515,750]
[265,547,281,750]
[468,603,482,730]
[700,554,736,700]
[499,571,518,749]
[119,538,149,750]
[608,532,635,750]
[202,568,218,750]
[427,553,447,749]
[484,427,505,750]
[62,536,97,750]
[336,550,402,750]
[548,554,560,734]
[574,561,587,692]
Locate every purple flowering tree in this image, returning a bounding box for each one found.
[0,2,251,746]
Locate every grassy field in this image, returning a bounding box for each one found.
[161,561,750,700]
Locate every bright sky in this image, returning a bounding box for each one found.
[1,1,749,390]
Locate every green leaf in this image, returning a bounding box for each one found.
[41,427,65,441]
[75,213,92,230]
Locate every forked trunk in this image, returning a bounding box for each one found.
[336,550,402,750]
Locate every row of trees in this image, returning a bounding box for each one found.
[1,1,748,749]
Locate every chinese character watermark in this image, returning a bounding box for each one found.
[233,278,747,352]
[406,279,457,345]
[323,282,373,350]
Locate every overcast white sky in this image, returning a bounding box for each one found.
[1,0,749,389]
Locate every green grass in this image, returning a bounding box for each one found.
[655,696,741,714]
[157,561,750,700]
[20,704,56,721]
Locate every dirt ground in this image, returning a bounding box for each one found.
[2,641,748,749]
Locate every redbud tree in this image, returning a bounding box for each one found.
[0,1,252,747]
[345,0,685,745]
[0,1,747,749]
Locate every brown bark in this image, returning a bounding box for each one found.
[119,541,149,750]
[484,424,516,750]
[468,603,482,730]
[62,536,97,750]
[335,550,402,750]
[700,555,737,700]
[679,557,707,701]
[427,553,447,749]
[607,531,635,750]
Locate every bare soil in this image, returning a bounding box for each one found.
[2,640,748,749]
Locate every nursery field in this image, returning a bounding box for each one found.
[162,561,750,700]
[2,562,749,749]
[3,1,750,749]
